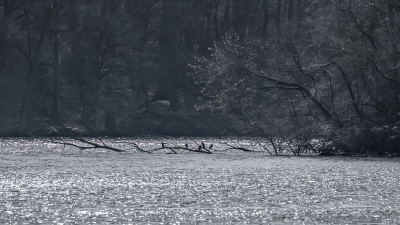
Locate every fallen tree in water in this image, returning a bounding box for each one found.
[50,136,260,154]
[48,124,400,156]
[48,123,220,154]
[51,137,147,153]
[50,136,216,154]
[49,135,400,156]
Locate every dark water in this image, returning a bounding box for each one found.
[1,138,400,224]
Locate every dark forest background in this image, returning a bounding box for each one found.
[1,0,400,155]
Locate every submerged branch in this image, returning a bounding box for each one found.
[223,142,256,152]
[51,136,214,154]
[49,135,337,156]
[152,146,213,154]
[50,137,126,152]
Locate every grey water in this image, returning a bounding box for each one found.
[1,138,400,224]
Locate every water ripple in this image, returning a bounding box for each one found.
[1,138,400,224]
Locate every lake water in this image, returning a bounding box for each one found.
[1,137,400,224]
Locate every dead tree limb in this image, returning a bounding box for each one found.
[50,136,136,152]
[223,142,256,152]
[50,137,126,152]
[255,139,273,155]
[150,146,213,154]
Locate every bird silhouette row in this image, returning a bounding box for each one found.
[161,141,213,150]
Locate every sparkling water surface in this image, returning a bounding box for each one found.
[1,137,400,224]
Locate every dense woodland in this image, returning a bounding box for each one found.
[1,0,400,155]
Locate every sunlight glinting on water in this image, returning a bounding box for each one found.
[1,138,400,224]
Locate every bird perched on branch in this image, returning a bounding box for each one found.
[198,145,202,151]
[201,141,205,149]
[162,141,165,148]
[185,143,188,149]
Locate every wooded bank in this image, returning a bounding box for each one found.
[1,0,400,155]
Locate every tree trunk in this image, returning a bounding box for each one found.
[288,0,294,21]
[232,0,249,39]
[17,9,53,135]
[158,0,178,106]
[0,0,14,72]
[262,0,269,37]
[52,31,60,122]
[335,63,364,121]
[297,0,303,19]
[277,0,282,33]
[221,0,230,34]
[283,0,288,25]
[213,0,220,41]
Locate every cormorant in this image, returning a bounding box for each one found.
[185,143,188,149]
[198,145,202,151]
[162,141,165,148]
[209,143,213,149]
[201,141,205,149]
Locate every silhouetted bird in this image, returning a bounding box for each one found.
[209,143,213,149]
[162,141,165,148]
[201,141,205,149]
[185,143,188,149]
[198,145,202,151]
